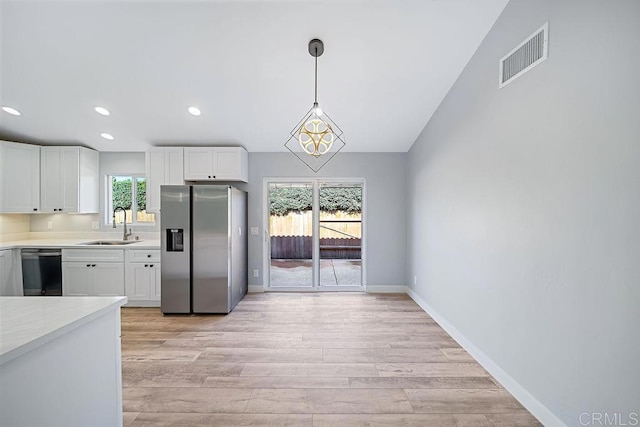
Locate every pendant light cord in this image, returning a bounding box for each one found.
[314,47,318,105]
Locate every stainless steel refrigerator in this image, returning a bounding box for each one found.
[161,185,247,314]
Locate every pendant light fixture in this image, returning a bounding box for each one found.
[285,39,345,173]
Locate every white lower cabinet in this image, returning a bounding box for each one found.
[126,263,160,302]
[60,248,163,301]
[62,262,125,296]
[62,249,124,296]
[0,249,20,296]
[125,250,161,306]
[62,262,92,296]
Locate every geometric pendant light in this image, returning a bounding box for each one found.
[285,39,345,173]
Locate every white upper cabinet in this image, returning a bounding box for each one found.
[40,146,99,213]
[0,141,40,213]
[146,147,184,213]
[183,147,248,182]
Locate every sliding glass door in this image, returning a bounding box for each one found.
[265,179,364,291]
[268,182,314,288]
[319,183,362,287]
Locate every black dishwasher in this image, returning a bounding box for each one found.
[21,248,63,296]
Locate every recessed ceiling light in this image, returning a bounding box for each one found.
[100,133,114,140]
[188,106,201,116]
[94,106,110,116]
[1,106,21,116]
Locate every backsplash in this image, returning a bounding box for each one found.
[0,214,30,239]
[30,213,160,233]
[30,213,101,232]
[0,213,160,242]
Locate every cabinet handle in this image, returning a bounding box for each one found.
[150,264,154,268]
[59,208,63,211]
[144,264,148,267]
[212,175,216,179]
[91,264,96,267]
[53,208,57,212]
[33,208,38,211]
[147,254,151,258]
[86,264,91,267]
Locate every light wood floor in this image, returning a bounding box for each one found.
[121,293,541,426]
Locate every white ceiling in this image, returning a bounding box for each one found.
[0,0,508,152]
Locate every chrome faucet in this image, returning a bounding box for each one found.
[113,207,133,241]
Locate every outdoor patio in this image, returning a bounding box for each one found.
[270,259,362,287]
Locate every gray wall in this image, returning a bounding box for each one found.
[247,152,406,289]
[98,152,152,230]
[406,0,640,424]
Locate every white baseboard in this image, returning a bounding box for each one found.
[366,285,408,293]
[250,284,407,294]
[123,301,160,308]
[405,288,564,427]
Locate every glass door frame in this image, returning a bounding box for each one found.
[262,177,366,292]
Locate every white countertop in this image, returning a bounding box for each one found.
[0,296,127,366]
[0,238,160,251]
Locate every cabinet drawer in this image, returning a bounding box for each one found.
[62,249,124,262]
[127,250,160,263]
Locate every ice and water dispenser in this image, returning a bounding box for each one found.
[166,229,184,251]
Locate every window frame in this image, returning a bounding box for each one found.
[105,174,156,226]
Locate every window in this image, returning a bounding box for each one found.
[107,175,155,225]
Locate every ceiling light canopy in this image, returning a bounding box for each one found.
[285,39,345,173]
[100,133,114,140]
[188,106,201,116]
[94,106,110,116]
[1,106,21,116]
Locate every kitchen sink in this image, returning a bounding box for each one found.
[82,240,140,246]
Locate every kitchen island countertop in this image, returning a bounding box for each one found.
[0,296,127,366]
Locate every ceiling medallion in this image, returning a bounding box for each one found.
[285,39,345,173]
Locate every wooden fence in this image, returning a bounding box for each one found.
[270,236,361,260]
[270,211,361,238]
[114,210,155,224]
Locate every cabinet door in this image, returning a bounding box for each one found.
[0,249,18,296]
[62,262,92,296]
[126,263,152,300]
[147,148,184,213]
[40,147,62,212]
[60,147,80,213]
[77,147,99,213]
[166,148,184,184]
[0,141,40,213]
[183,148,214,180]
[63,249,124,262]
[146,149,166,213]
[93,262,125,296]
[150,263,161,300]
[212,148,241,180]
